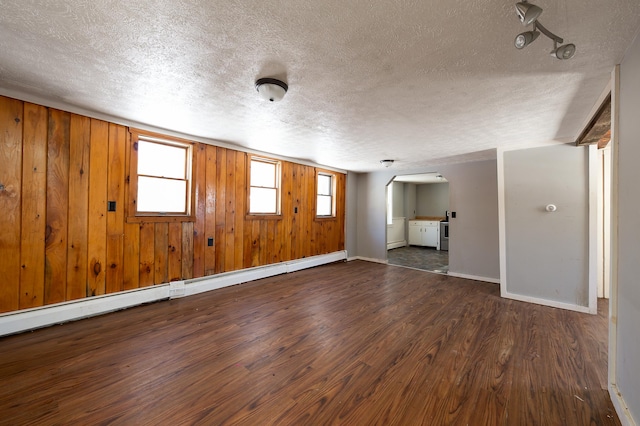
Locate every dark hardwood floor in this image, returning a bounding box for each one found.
[0,261,618,425]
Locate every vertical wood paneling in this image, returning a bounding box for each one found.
[45,109,70,305]
[139,223,155,287]
[234,152,245,270]
[66,114,90,301]
[267,221,276,264]
[0,97,23,312]
[126,133,139,223]
[123,223,140,290]
[87,119,108,297]
[168,222,182,281]
[243,220,253,269]
[181,222,194,280]
[251,220,260,267]
[0,95,347,314]
[290,164,301,260]
[105,235,123,293]
[105,124,126,294]
[337,173,346,251]
[214,147,226,274]
[20,103,48,309]
[224,150,236,272]
[275,218,284,263]
[281,162,293,262]
[301,164,311,257]
[192,144,207,278]
[259,221,268,265]
[304,165,314,257]
[204,145,217,274]
[154,223,168,284]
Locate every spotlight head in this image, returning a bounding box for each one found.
[550,43,576,59]
[515,30,540,49]
[515,1,543,26]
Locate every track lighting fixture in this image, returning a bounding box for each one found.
[514,1,575,60]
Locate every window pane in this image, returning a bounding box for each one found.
[250,187,277,213]
[251,160,275,187]
[318,174,332,195]
[137,176,187,213]
[317,195,332,216]
[138,141,186,179]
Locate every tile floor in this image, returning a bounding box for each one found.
[387,245,449,274]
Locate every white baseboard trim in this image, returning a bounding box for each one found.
[610,382,637,426]
[180,251,347,298]
[0,251,347,337]
[387,240,407,250]
[0,285,170,337]
[348,256,388,264]
[447,272,500,284]
[502,290,592,314]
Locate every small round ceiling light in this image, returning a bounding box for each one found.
[255,78,288,102]
[380,159,394,168]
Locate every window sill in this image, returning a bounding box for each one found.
[245,213,283,221]
[315,216,337,222]
[126,215,195,224]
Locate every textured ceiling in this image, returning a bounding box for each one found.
[1,0,639,172]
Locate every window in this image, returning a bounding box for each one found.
[316,172,336,217]
[249,157,280,215]
[130,132,193,219]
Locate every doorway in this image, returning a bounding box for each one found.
[386,173,450,274]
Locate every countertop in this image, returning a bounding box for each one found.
[413,216,447,221]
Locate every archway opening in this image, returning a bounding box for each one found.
[386,172,449,274]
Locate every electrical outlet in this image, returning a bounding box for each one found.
[208,237,214,246]
[107,201,116,212]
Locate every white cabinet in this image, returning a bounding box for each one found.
[408,220,440,249]
[424,225,439,247]
[408,223,422,246]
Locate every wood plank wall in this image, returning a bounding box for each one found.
[0,95,346,314]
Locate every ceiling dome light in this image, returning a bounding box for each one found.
[515,1,542,25]
[551,43,576,59]
[380,159,394,167]
[255,78,288,102]
[515,30,540,49]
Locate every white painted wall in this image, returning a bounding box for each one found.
[416,182,449,217]
[353,159,500,281]
[355,172,389,262]
[501,144,591,310]
[391,181,405,217]
[404,183,417,220]
[614,30,640,424]
[445,160,500,281]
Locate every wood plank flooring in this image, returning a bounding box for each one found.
[0,261,618,425]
